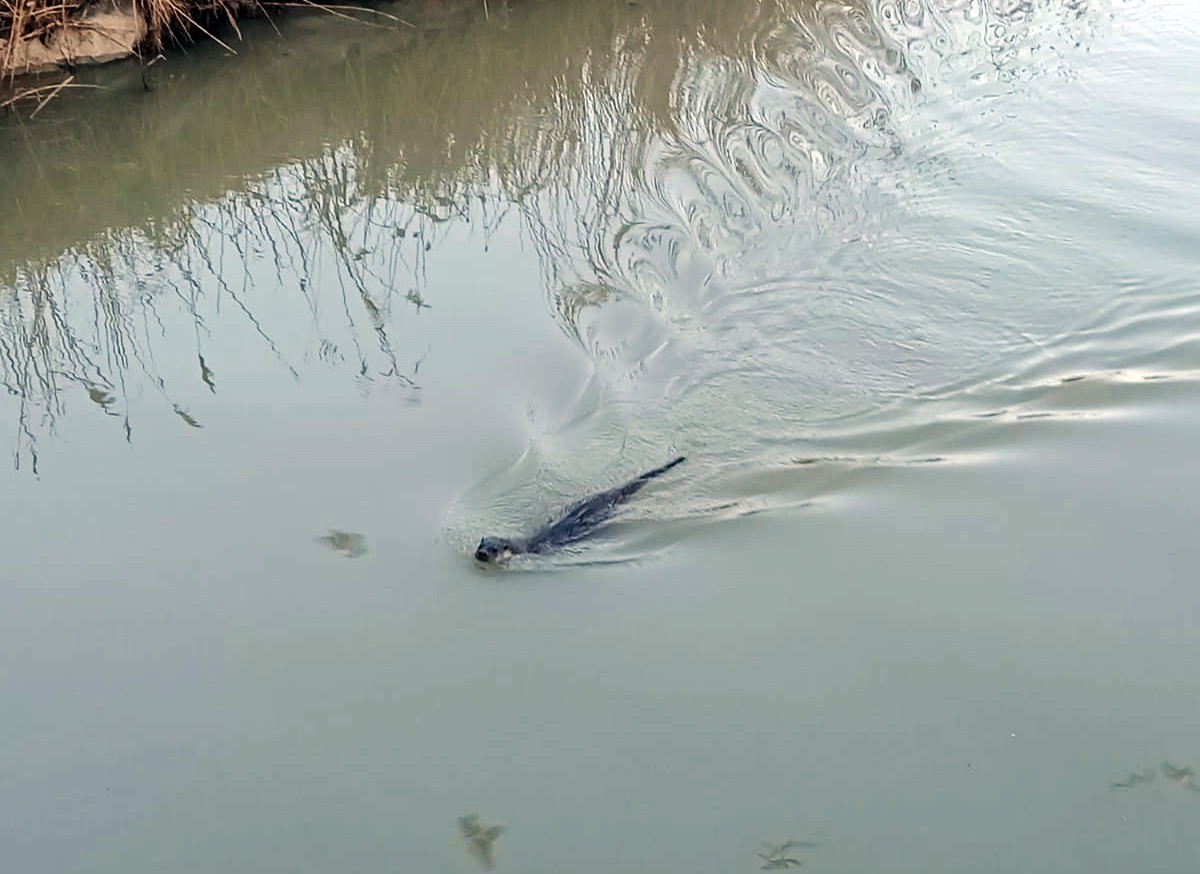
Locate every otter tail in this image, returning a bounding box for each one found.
[636,455,687,482]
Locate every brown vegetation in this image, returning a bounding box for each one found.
[1,0,267,99]
[1,0,236,54]
[1,0,435,109]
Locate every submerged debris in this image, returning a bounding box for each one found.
[86,384,117,415]
[1161,762,1197,790]
[316,529,367,558]
[1109,762,1199,793]
[1110,767,1157,790]
[756,840,817,870]
[458,814,505,870]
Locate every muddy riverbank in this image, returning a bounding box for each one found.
[0,0,263,78]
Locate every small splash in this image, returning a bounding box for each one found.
[316,530,367,558]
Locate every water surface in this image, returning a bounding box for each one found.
[2,1,1199,872]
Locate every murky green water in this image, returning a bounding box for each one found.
[3,0,1200,871]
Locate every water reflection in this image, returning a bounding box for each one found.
[446,0,1196,549]
[0,149,439,470]
[1,0,1186,548]
[513,0,1124,409]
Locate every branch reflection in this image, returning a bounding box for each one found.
[0,0,1112,471]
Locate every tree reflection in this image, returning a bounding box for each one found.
[0,146,446,470]
[0,0,1111,470]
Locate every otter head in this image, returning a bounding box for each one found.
[474,536,519,564]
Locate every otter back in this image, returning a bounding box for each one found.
[473,456,686,563]
[525,455,686,554]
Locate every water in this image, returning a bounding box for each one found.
[2,0,1199,871]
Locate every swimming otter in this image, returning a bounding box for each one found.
[474,456,686,564]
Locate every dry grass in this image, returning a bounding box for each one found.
[1,0,424,110]
[0,0,251,68]
[0,0,417,58]
[1,0,254,112]
[0,74,109,115]
[1,0,75,73]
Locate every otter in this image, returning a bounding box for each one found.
[474,456,686,564]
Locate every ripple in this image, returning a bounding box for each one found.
[452,0,1191,566]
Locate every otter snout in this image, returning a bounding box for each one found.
[474,535,516,564]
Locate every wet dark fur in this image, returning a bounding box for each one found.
[474,456,686,564]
